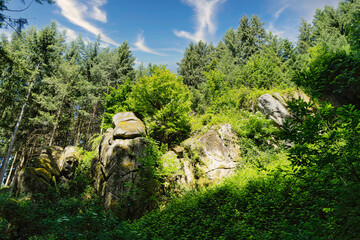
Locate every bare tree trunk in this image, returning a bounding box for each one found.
[0,80,34,184]
[49,95,66,146]
[100,109,105,135]
[9,148,26,194]
[86,104,97,142]
[73,117,82,146]
[100,87,110,135]
[4,151,17,187]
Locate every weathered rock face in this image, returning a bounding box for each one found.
[112,112,146,139]
[16,146,80,195]
[257,94,290,126]
[92,112,153,220]
[93,112,241,219]
[165,124,241,188]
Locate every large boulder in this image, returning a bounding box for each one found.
[16,146,80,195]
[164,124,241,189]
[112,112,146,139]
[257,94,290,126]
[92,112,155,220]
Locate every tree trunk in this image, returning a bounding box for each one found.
[0,80,34,184]
[49,94,66,146]
[73,116,82,146]
[100,109,105,135]
[9,148,26,193]
[86,103,97,143]
[4,151,18,187]
[0,64,39,184]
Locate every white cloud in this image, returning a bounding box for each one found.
[266,0,341,42]
[134,33,166,56]
[89,0,107,22]
[174,0,225,42]
[159,48,184,54]
[0,28,12,41]
[274,4,289,20]
[56,0,118,46]
[274,0,341,21]
[58,24,78,42]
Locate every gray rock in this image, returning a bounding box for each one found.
[112,112,145,139]
[180,124,240,185]
[257,94,290,125]
[93,114,155,219]
[16,146,80,195]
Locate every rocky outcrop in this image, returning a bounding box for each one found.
[16,146,80,195]
[163,124,241,188]
[93,112,241,218]
[112,112,146,139]
[257,94,290,126]
[92,112,154,220]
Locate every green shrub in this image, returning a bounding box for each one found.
[128,66,192,146]
[294,44,360,106]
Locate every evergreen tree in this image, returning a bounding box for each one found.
[224,15,266,64]
[178,41,214,88]
[297,18,315,54]
[115,41,136,84]
[0,0,53,32]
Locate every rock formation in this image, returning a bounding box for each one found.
[16,146,80,195]
[93,112,242,219]
[163,124,241,188]
[257,93,291,126]
[92,112,153,219]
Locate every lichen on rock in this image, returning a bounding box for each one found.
[92,112,155,220]
[165,124,241,189]
[16,146,81,195]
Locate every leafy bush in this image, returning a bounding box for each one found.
[132,156,360,239]
[128,66,192,146]
[236,47,292,89]
[102,78,133,130]
[294,44,360,106]
[0,186,142,240]
[281,99,360,184]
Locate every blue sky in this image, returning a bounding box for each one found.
[2,0,341,71]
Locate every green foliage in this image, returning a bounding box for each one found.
[0,190,142,240]
[178,41,215,88]
[236,46,292,89]
[297,18,315,54]
[129,67,192,145]
[132,156,360,239]
[281,99,360,184]
[203,69,226,99]
[102,78,133,130]
[223,15,266,64]
[294,44,360,106]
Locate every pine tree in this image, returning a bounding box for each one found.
[178,41,214,88]
[224,15,266,64]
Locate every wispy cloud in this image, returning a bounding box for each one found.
[56,0,118,46]
[174,0,225,42]
[272,0,341,21]
[89,0,107,22]
[159,48,184,54]
[134,33,166,56]
[274,4,289,20]
[58,23,92,44]
[58,24,78,43]
[266,0,341,41]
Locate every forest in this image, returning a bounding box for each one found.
[0,0,360,239]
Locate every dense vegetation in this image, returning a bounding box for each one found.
[1,0,360,239]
